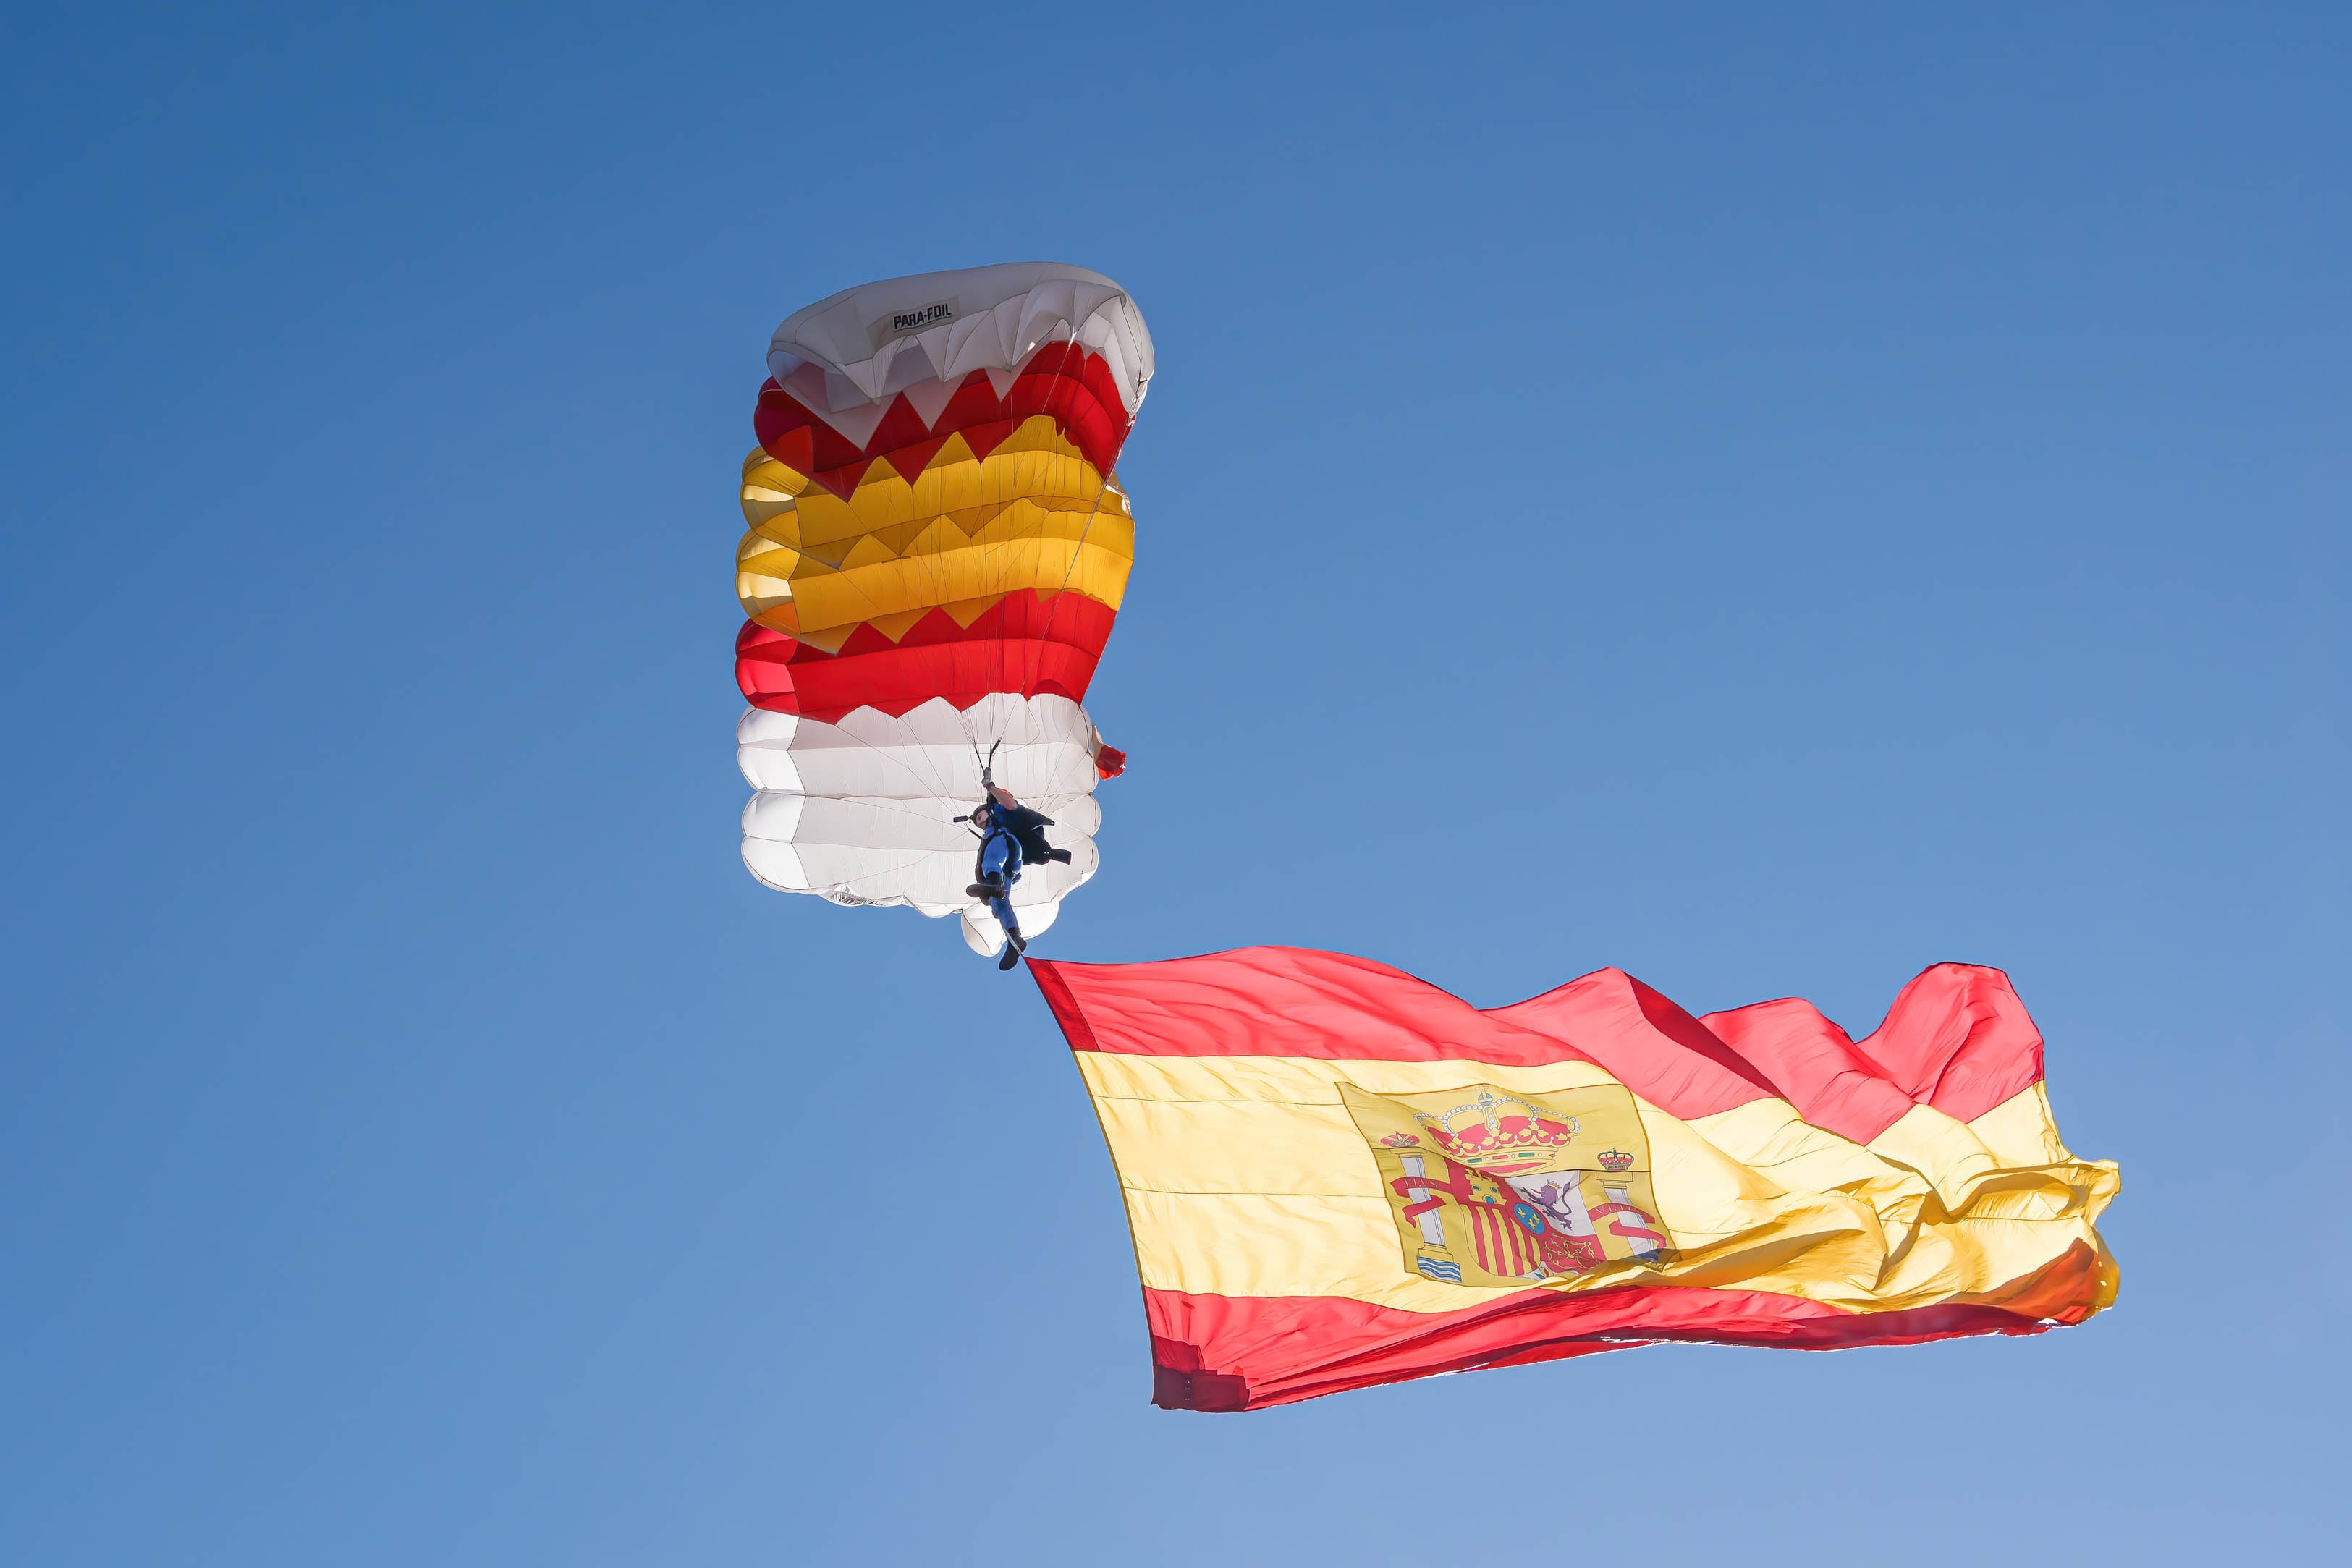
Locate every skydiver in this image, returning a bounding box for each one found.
[963,781,1073,971]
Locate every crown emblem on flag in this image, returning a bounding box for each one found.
[1380,1132,1421,1148]
[1413,1090,1577,1167]
[1596,1148,1636,1172]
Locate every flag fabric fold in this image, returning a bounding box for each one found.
[1031,947,2119,1412]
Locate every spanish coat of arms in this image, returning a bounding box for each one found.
[1340,1080,1674,1289]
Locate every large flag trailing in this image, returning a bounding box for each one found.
[1031,948,2120,1411]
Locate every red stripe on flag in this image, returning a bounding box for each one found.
[1696,965,2044,1141]
[1028,950,2047,1143]
[1029,961,1099,1053]
[1143,1241,2107,1412]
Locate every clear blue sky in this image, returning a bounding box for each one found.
[3,4,2345,1562]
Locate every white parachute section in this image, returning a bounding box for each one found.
[737,694,1105,955]
[768,260,1153,415]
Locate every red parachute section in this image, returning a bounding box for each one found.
[755,342,1135,499]
[735,591,1117,724]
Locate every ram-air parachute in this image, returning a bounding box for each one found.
[731,263,1151,954]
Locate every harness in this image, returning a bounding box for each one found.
[960,745,1060,875]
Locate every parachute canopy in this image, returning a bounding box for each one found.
[732,263,1150,952]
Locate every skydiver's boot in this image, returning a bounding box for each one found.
[967,874,1007,901]
[997,931,1028,971]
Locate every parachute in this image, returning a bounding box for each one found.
[732,263,1151,953]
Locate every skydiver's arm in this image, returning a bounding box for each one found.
[987,783,1020,810]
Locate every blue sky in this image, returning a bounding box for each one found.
[2,4,2345,1562]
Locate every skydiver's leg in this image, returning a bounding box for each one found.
[970,829,1021,899]
[988,846,1028,970]
[988,835,1025,927]
[981,831,1019,886]
[973,830,1026,955]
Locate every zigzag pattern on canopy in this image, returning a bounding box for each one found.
[756,341,1133,500]
[736,433,1133,648]
[736,590,1115,722]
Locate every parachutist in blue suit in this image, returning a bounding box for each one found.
[965,782,1073,971]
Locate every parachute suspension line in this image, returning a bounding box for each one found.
[968,737,1002,792]
[957,737,1004,839]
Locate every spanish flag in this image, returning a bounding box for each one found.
[1030,948,2120,1411]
